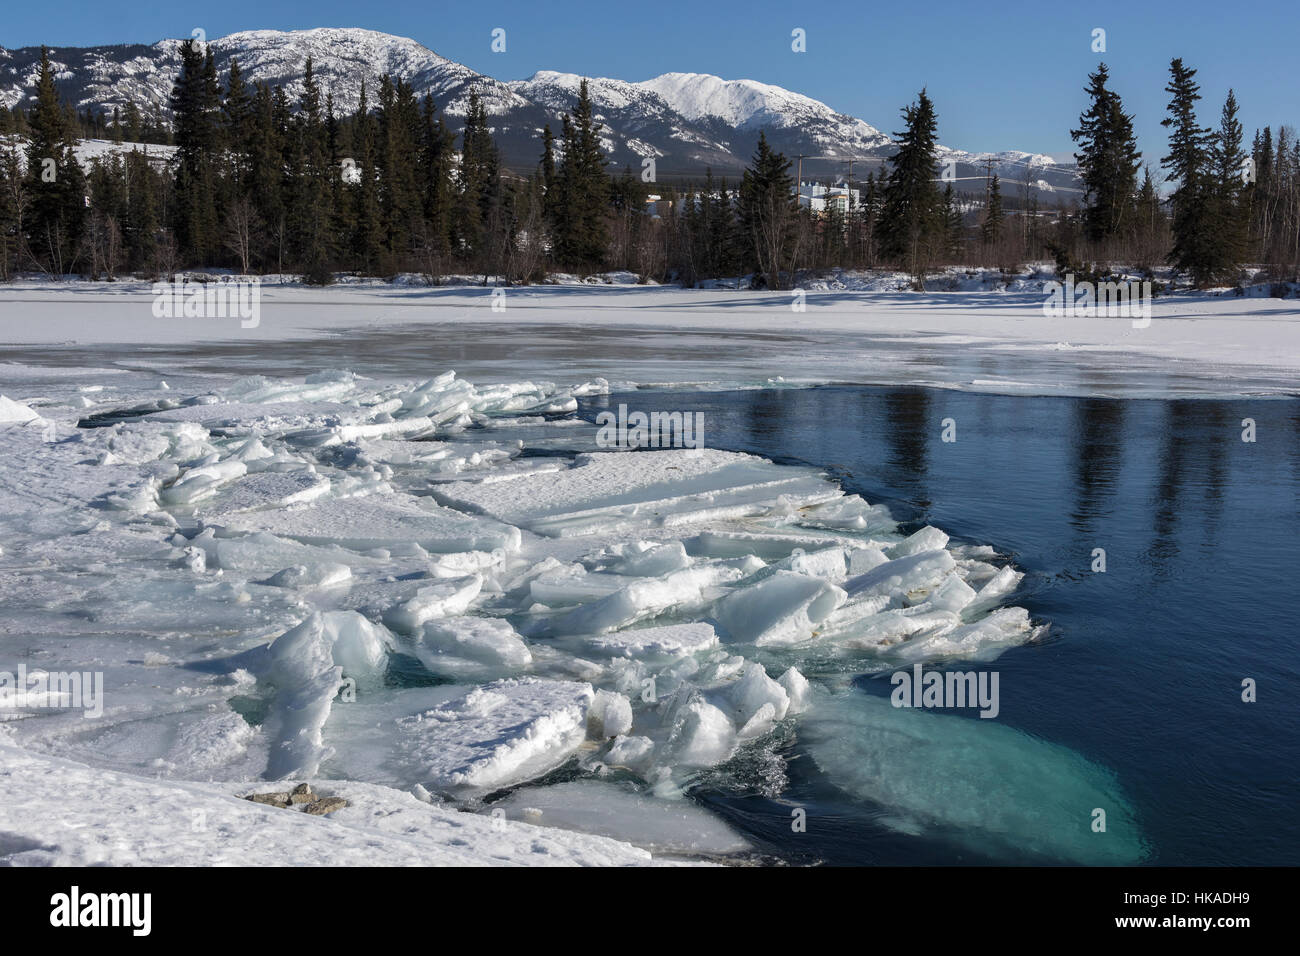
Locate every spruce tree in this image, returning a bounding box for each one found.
[555,80,609,270]
[350,81,383,274]
[1161,58,1215,286]
[169,38,220,264]
[877,88,942,283]
[24,47,85,274]
[1209,89,1248,277]
[981,175,1004,248]
[737,132,796,289]
[1071,63,1141,243]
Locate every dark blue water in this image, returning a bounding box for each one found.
[579,386,1300,866]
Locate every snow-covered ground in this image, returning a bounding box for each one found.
[2,273,1297,397]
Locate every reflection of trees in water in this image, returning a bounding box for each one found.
[741,389,787,449]
[1069,398,1126,536]
[1147,401,1234,575]
[880,387,931,510]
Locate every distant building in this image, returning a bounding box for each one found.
[796,180,858,215]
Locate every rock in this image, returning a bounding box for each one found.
[289,783,315,804]
[245,791,291,808]
[304,796,348,816]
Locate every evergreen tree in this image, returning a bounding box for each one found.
[737,131,796,289]
[349,81,383,274]
[981,175,1004,247]
[1161,58,1216,285]
[555,80,609,270]
[286,57,336,283]
[1071,62,1141,243]
[877,88,942,282]
[1209,89,1248,276]
[538,124,558,248]
[941,182,962,258]
[24,46,85,273]
[168,38,220,263]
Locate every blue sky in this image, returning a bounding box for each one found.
[3,0,1297,166]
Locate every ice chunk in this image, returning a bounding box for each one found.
[395,678,594,795]
[553,566,741,635]
[725,662,790,735]
[927,573,978,613]
[888,525,950,558]
[432,449,839,537]
[779,546,850,581]
[800,495,895,532]
[263,562,352,590]
[964,566,1024,616]
[604,735,656,772]
[690,529,852,561]
[383,575,483,632]
[582,622,720,659]
[0,395,41,424]
[846,548,890,576]
[493,780,751,856]
[588,689,633,738]
[530,568,628,606]
[894,606,1036,662]
[844,549,956,600]
[161,458,247,505]
[262,610,396,779]
[414,615,532,673]
[666,696,737,769]
[607,540,693,577]
[713,571,846,646]
[777,667,812,715]
[201,470,330,515]
[210,494,521,555]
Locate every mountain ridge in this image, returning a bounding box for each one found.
[0,27,1078,194]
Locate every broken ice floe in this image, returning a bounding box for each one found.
[0,368,1096,862]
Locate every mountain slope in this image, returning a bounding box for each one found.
[0,28,1078,193]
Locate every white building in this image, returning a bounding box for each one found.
[796,181,858,214]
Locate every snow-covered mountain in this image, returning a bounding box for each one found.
[0,27,1078,194]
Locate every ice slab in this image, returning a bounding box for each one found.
[552,566,742,635]
[414,615,533,675]
[494,780,751,856]
[713,571,847,646]
[393,678,594,795]
[844,549,956,600]
[582,622,720,659]
[432,449,840,537]
[208,494,522,554]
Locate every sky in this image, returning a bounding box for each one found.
[3,0,1297,167]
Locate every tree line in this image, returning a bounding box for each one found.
[1,44,1298,289]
